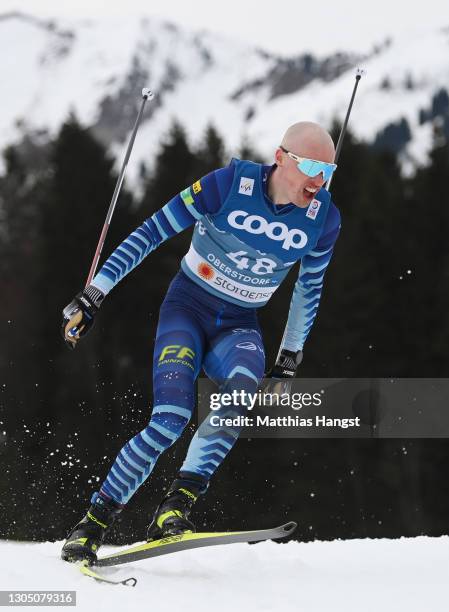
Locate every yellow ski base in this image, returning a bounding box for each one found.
[96,522,297,568]
[79,560,137,587]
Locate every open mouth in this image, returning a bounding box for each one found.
[303,186,317,200]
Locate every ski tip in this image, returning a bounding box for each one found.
[279,522,298,536]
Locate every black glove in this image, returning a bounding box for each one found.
[61,285,105,350]
[263,349,303,396]
[267,349,303,379]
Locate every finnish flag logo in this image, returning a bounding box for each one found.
[239,177,254,196]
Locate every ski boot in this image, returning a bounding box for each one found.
[61,492,123,564]
[146,474,207,541]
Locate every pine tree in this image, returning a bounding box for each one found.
[400,124,449,374]
[194,123,226,175]
[0,139,51,420]
[36,114,133,416]
[139,120,198,288]
[238,137,265,163]
[141,120,196,214]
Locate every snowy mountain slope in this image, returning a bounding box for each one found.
[1,12,448,186]
[1,535,448,611]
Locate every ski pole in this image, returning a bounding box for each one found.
[326,67,365,191]
[276,68,365,363]
[85,87,154,287]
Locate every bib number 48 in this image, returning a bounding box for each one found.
[227,250,276,275]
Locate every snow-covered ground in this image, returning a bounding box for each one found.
[1,12,449,185]
[1,535,448,611]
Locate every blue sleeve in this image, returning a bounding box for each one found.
[281,202,341,352]
[91,165,235,295]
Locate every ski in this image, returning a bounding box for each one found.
[94,521,297,568]
[78,560,137,586]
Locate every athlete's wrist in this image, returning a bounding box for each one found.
[82,284,106,310]
[270,349,303,378]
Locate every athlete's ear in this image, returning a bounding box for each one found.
[274,147,284,166]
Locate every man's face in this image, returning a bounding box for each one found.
[275,141,335,207]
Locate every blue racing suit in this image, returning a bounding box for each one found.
[90,159,341,505]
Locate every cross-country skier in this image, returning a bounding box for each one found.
[61,121,341,563]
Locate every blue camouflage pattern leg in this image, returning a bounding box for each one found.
[180,326,265,480]
[96,300,205,506]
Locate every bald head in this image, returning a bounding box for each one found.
[280,122,335,163]
[270,122,336,206]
